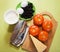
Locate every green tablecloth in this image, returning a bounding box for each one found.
[0,0,60,52]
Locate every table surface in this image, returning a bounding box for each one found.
[0,0,60,52]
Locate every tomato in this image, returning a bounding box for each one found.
[33,14,44,25]
[42,20,53,32]
[29,25,40,36]
[38,31,48,42]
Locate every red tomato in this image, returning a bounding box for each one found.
[42,20,53,32]
[33,14,44,25]
[38,31,48,42]
[29,25,40,36]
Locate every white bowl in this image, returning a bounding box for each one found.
[4,9,19,25]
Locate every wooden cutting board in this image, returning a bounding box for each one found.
[22,12,58,52]
[22,33,37,52]
[30,35,47,52]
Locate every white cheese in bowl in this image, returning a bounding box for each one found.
[17,8,24,14]
[21,0,28,7]
[4,9,19,25]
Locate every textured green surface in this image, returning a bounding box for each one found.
[0,0,60,52]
